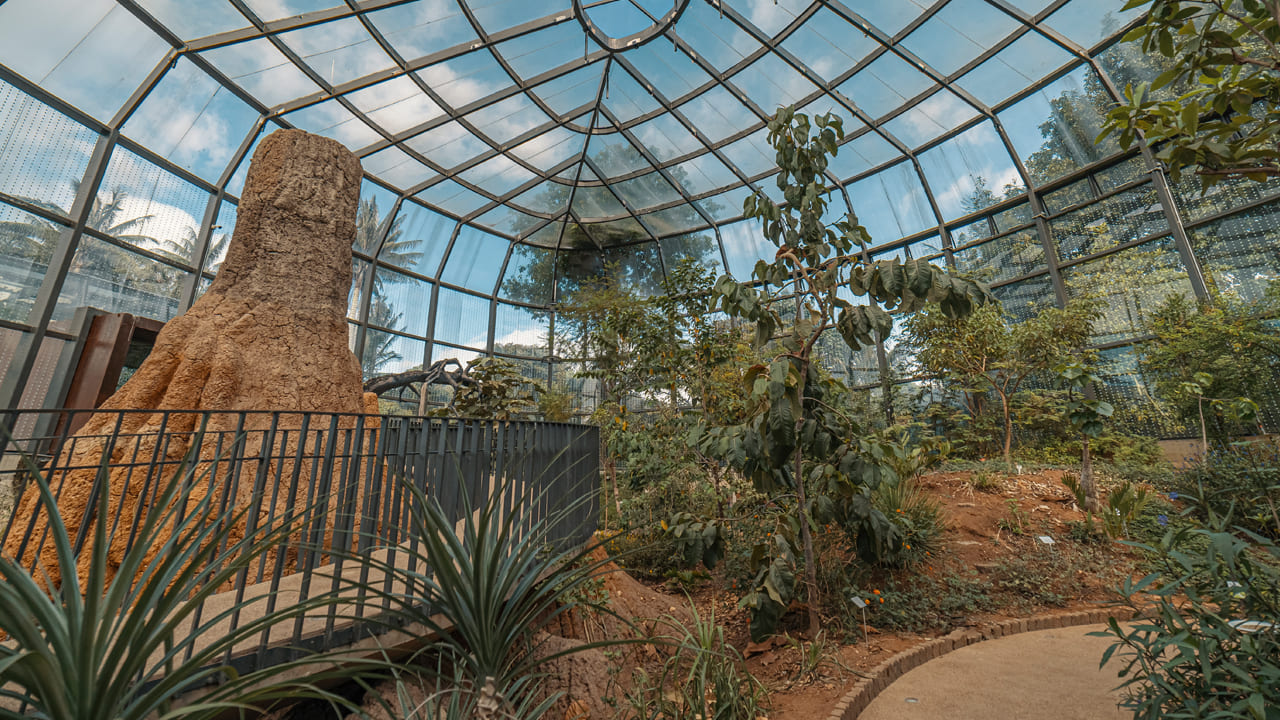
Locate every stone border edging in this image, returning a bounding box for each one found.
[826,606,1139,720]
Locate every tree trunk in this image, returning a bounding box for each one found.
[1199,397,1208,458]
[999,391,1013,467]
[794,440,821,639]
[1079,435,1100,512]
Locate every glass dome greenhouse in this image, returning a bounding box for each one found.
[0,0,1276,430]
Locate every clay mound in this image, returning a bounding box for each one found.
[549,545,695,646]
[4,129,376,588]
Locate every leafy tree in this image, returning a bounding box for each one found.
[1101,0,1280,189]
[901,300,1099,467]
[697,107,990,639]
[1140,289,1280,442]
[435,356,545,420]
[1055,361,1115,512]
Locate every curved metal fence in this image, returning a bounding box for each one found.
[0,409,599,677]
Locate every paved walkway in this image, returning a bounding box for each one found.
[860,624,1130,720]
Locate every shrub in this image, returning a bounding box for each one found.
[852,570,995,633]
[1171,441,1280,539]
[1098,526,1280,718]
[871,476,945,567]
[623,602,766,719]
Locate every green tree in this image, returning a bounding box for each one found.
[697,107,990,639]
[1140,289,1280,443]
[1055,361,1115,512]
[1101,0,1280,189]
[901,300,1098,466]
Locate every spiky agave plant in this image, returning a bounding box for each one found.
[351,448,636,719]
[0,433,384,720]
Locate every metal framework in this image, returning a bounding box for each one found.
[0,0,1277,428]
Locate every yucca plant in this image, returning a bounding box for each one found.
[624,601,766,720]
[351,452,636,719]
[0,433,384,720]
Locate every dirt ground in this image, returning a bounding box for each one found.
[344,467,1144,719]
[602,467,1143,719]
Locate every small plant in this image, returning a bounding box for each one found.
[624,602,766,720]
[998,498,1030,536]
[1103,481,1152,539]
[353,461,632,717]
[966,469,1002,492]
[785,630,844,686]
[871,475,945,567]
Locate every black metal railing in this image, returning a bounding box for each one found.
[0,409,599,676]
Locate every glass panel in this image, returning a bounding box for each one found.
[433,286,491,348]
[0,201,66,323]
[363,146,432,190]
[568,183,625,220]
[1043,0,1143,48]
[457,154,538,197]
[900,0,1021,77]
[991,273,1055,323]
[403,121,489,170]
[674,1,761,71]
[360,329,424,380]
[54,234,186,322]
[955,32,1073,107]
[367,1,476,61]
[202,38,322,108]
[999,65,1120,186]
[827,132,901,182]
[624,39,716,104]
[284,99,381,151]
[134,0,247,38]
[1190,199,1280,303]
[646,204,710,236]
[949,218,993,247]
[1095,156,1148,192]
[441,224,509,291]
[600,240,663,296]
[1051,182,1165,262]
[917,120,1025,220]
[415,52,510,109]
[612,172,681,211]
[720,218,772,278]
[279,18,393,88]
[348,257,369,320]
[125,57,261,183]
[1041,177,1096,214]
[416,179,491,219]
[1061,237,1195,344]
[492,303,550,357]
[372,265,433,337]
[1173,173,1280,223]
[464,93,551,146]
[845,161,935,245]
[530,63,606,117]
[836,53,936,119]
[392,200,455,277]
[883,90,979,148]
[0,0,170,122]
[508,125,584,173]
[494,22,584,82]
[677,86,757,144]
[601,66,662,125]
[500,244,555,306]
[97,146,212,265]
[203,200,236,277]
[346,76,443,135]
[843,1,931,36]
[781,7,879,82]
[0,81,98,215]
[659,230,721,272]
[632,114,705,162]
[732,54,820,114]
[586,132,651,178]
[469,0,568,35]
[953,228,1044,284]
[992,201,1033,231]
